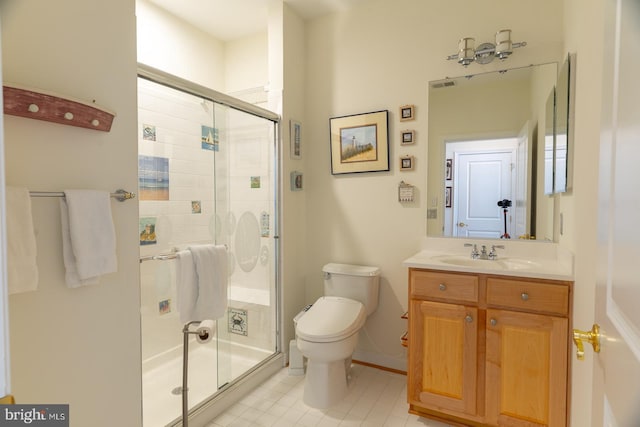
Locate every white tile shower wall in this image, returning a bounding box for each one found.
[139,78,219,362]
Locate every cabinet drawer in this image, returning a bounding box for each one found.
[410,270,478,303]
[486,277,569,316]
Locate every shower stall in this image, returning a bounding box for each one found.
[136,66,281,427]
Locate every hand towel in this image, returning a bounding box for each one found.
[175,249,198,323]
[60,190,117,287]
[6,187,38,294]
[190,244,228,321]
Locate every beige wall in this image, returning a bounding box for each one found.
[279,4,307,354]
[225,32,268,94]
[1,1,140,426]
[137,0,226,89]
[303,0,564,370]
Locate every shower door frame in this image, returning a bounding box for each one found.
[137,63,283,425]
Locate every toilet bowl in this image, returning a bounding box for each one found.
[295,296,366,408]
[295,263,379,408]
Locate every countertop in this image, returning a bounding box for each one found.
[403,237,574,281]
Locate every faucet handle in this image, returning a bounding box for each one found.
[488,245,505,260]
[464,243,479,259]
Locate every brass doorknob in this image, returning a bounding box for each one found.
[573,324,601,360]
[457,222,468,227]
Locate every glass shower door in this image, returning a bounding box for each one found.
[138,76,279,427]
[211,102,278,390]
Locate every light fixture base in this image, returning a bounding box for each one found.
[475,42,496,64]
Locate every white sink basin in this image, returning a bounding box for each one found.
[431,255,541,271]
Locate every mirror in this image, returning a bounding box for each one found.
[427,63,558,241]
[553,55,572,193]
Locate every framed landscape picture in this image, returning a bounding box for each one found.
[329,110,389,175]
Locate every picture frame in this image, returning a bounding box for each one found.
[445,158,453,180]
[329,110,389,175]
[445,186,452,208]
[401,130,415,145]
[399,104,415,121]
[290,120,302,159]
[400,155,415,171]
[290,171,303,191]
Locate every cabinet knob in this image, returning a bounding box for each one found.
[521,292,529,301]
[465,315,473,323]
[490,318,497,326]
[439,284,446,291]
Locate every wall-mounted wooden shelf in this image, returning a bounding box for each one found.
[3,84,115,132]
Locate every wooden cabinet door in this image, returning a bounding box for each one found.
[485,309,568,427]
[408,299,478,416]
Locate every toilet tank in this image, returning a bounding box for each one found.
[322,263,380,316]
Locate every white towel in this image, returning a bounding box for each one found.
[175,250,197,324]
[176,244,228,322]
[6,187,38,294]
[60,190,117,288]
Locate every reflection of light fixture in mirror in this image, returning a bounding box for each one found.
[447,29,526,67]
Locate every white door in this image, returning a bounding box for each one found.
[592,0,640,425]
[453,150,514,238]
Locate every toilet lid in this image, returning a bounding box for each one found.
[296,296,366,343]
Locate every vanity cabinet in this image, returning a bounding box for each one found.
[408,269,572,427]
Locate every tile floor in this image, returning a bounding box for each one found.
[206,363,451,427]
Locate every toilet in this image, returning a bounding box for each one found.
[295,263,380,408]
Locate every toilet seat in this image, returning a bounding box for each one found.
[296,296,366,343]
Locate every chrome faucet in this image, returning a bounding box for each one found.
[488,245,505,260]
[479,245,489,259]
[464,243,504,260]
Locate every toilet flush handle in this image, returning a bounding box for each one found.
[323,272,331,280]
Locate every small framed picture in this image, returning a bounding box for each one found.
[401,130,415,145]
[400,155,415,171]
[290,171,303,191]
[400,105,415,121]
[290,120,302,159]
[445,186,452,208]
[445,158,453,180]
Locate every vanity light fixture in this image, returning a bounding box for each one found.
[447,29,527,67]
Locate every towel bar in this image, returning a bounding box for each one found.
[140,245,228,263]
[139,253,178,263]
[29,189,135,202]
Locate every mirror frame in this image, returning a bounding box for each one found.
[551,53,574,194]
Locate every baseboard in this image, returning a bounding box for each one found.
[352,349,407,372]
[352,359,406,376]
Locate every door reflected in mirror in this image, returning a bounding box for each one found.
[427,63,558,241]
